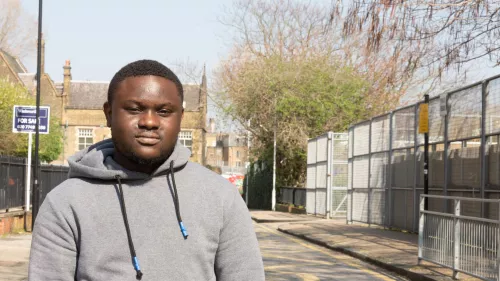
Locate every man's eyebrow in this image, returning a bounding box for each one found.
[121,100,178,108]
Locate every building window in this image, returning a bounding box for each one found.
[236,161,242,167]
[78,128,93,150]
[236,151,240,158]
[179,131,192,151]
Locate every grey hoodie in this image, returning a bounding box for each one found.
[28,139,264,281]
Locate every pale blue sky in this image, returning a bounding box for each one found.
[21,0,233,82]
[19,0,500,108]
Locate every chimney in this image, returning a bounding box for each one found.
[209,118,216,133]
[63,60,72,96]
[41,35,45,74]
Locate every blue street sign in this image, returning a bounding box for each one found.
[12,105,50,134]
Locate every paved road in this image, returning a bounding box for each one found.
[2,224,407,281]
[255,222,408,281]
[0,234,31,281]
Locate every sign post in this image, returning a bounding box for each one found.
[12,105,50,214]
[26,132,32,211]
[419,95,430,210]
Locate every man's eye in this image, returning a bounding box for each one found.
[158,109,172,115]
[127,108,141,113]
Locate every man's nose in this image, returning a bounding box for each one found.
[138,111,160,129]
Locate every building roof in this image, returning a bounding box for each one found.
[59,81,203,111]
[0,50,27,74]
[18,73,36,92]
[64,81,109,109]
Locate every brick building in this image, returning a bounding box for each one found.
[0,44,208,165]
[205,119,249,175]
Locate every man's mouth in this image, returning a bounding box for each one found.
[135,134,161,145]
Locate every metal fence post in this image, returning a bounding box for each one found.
[350,126,355,224]
[497,202,500,280]
[413,104,419,232]
[453,199,461,279]
[368,120,372,226]
[444,93,450,212]
[480,81,487,217]
[388,113,394,228]
[418,194,424,265]
[326,132,333,219]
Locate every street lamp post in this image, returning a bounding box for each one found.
[272,96,277,211]
[32,0,43,227]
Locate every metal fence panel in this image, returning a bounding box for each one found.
[347,74,500,238]
[305,132,348,217]
[347,160,353,190]
[352,189,369,222]
[419,195,500,280]
[0,156,25,210]
[392,106,416,149]
[353,122,370,156]
[307,139,317,164]
[370,152,389,189]
[0,156,69,213]
[392,149,415,188]
[306,189,316,215]
[448,85,482,141]
[370,189,386,225]
[449,145,481,190]
[486,77,500,136]
[316,162,328,189]
[352,156,369,188]
[315,188,327,216]
[332,188,347,217]
[428,98,445,144]
[371,115,390,153]
[348,128,354,159]
[334,134,349,161]
[487,138,500,189]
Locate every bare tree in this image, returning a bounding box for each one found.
[338,0,500,79]
[0,0,37,58]
[219,0,337,60]
[215,0,410,186]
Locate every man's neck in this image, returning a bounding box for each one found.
[112,151,158,175]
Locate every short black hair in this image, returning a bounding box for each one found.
[107,59,183,104]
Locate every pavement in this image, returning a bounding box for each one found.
[0,233,31,281]
[255,221,408,280]
[0,210,483,281]
[251,210,480,281]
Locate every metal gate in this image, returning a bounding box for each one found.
[306,132,348,218]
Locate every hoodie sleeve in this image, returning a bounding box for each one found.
[29,196,78,280]
[214,187,265,281]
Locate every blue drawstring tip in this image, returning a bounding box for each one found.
[179,221,188,239]
[133,256,141,271]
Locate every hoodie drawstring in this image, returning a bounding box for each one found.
[115,175,143,280]
[169,161,188,239]
[115,162,188,280]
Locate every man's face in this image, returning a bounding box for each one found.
[104,75,183,166]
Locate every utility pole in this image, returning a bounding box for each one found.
[272,119,277,211]
[32,0,43,226]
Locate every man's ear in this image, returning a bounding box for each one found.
[103,102,112,127]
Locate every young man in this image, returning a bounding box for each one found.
[28,60,265,280]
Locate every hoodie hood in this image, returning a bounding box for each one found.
[67,138,191,180]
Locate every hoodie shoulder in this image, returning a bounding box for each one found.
[182,162,240,194]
